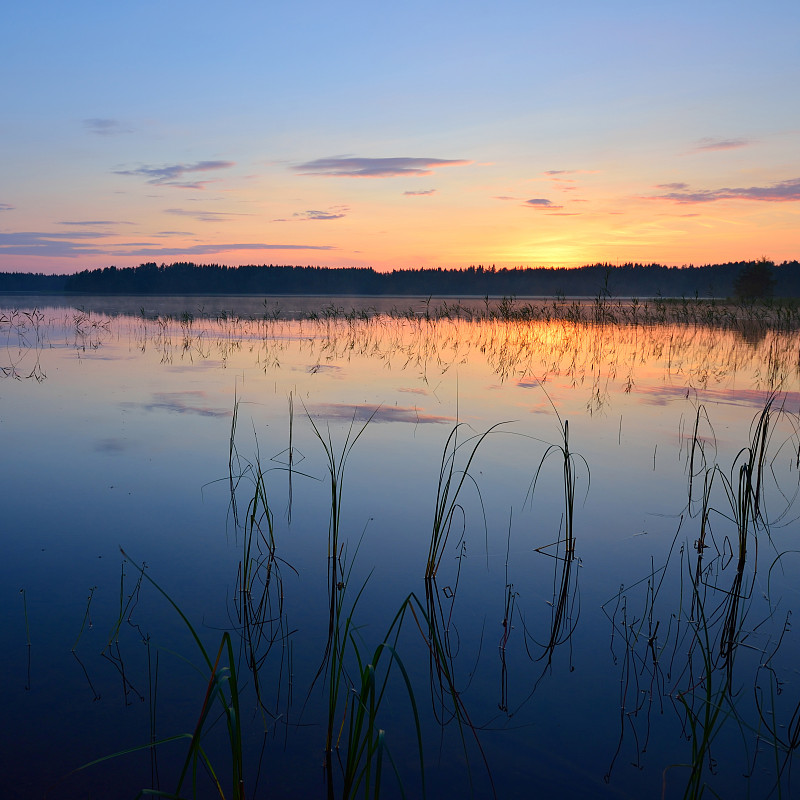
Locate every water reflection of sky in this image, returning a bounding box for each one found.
[2,300,800,799]
[122,390,232,417]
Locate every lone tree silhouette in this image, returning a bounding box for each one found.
[734,258,775,300]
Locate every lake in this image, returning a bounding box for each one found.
[3,294,800,799]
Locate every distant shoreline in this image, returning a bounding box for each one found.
[1,260,798,299]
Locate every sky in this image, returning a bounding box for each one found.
[1,0,798,274]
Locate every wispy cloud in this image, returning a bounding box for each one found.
[292,156,470,178]
[524,198,563,210]
[58,220,134,226]
[309,403,455,424]
[653,176,800,204]
[0,203,14,212]
[293,208,348,220]
[165,207,250,222]
[692,137,752,152]
[115,161,235,189]
[404,189,436,196]
[0,231,113,257]
[0,232,114,242]
[0,233,335,259]
[543,169,599,177]
[656,182,689,190]
[84,118,132,136]
[111,242,337,256]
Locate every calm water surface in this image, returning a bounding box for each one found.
[3,296,800,799]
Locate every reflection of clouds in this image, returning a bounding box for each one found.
[307,364,343,375]
[164,362,225,372]
[124,391,231,417]
[94,437,127,453]
[516,378,564,411]
[309,403,455,424]
[637,394,670,407]
[635,385,800,409]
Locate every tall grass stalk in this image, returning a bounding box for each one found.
[72,585,97,652]
[426,423,502,579]
[528,418,588,560]
[405,591,495,798]
[299,410,427,798]
[325,587,427,800]
[304,406,375,673]
[671,567,739,800]
[227,395,297,728]
[20,587,31,691]
[107,551,246,800]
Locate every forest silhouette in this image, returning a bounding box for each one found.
[0,260,798,298]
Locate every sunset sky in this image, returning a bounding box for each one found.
[1,0,798,273]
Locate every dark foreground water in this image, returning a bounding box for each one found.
[3,296,800,799]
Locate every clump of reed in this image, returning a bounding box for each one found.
[603,392,800,798]
[76,553,246,800]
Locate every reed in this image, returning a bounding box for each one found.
[305,407,375,673]
[425,423,503,579]
[71,586,97,652]
[20,587,31,691]
[404,590,495,798]
[527,404,589,562]
[325,589,426,800]
[227,395,296,727]
[294,410,429,798]
[672,566,740,800]
[511,405,589,691]
[83,552,247,800]
[608,394,800,797]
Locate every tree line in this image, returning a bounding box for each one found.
[1,260,798,298]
